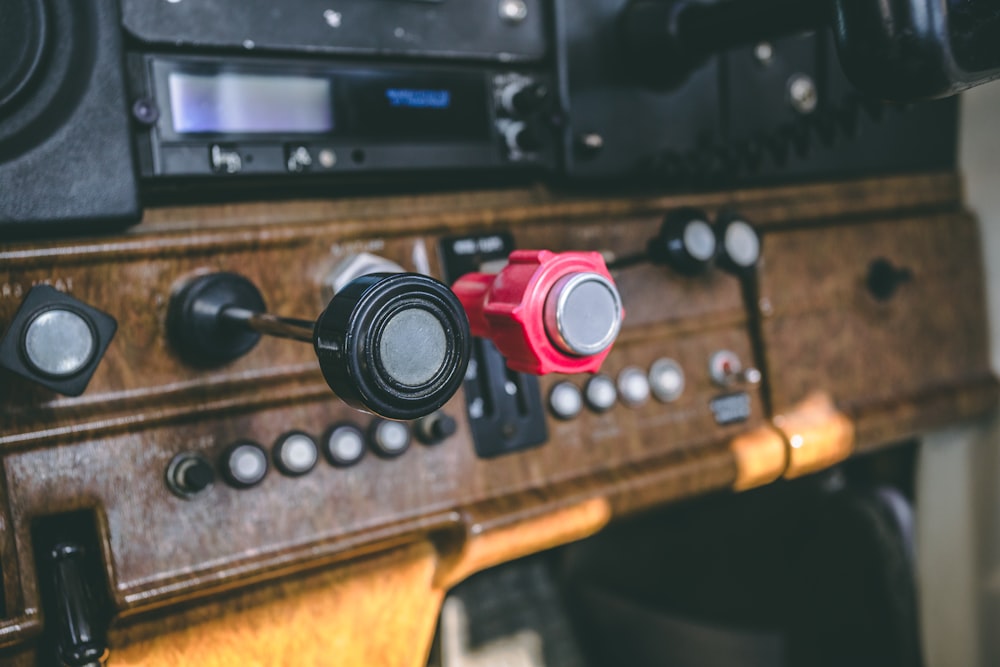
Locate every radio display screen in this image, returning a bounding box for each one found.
[169,72,334,134]
[342,72,491,141]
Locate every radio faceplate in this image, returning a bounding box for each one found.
[130,55,558,182]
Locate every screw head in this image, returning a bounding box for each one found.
[132,98,160,126]
[499,0,528,23]
[753,42,774,66]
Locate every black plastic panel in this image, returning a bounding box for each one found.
[121,0,548,63]
[556,0,957,185]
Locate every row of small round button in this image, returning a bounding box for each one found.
[223,420,415,488]
[549,358,686,419]
[168,414,457,496]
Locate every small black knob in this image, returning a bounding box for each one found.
[166,454,215,498]
[415,411,458,445]
[715,212,762,274]
[648,208,718,276]
[509,83,550,115]
[867,258,913,301]
[0,285,117,396]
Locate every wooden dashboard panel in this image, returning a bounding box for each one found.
[0,172,995,664]
[758,212,995,450]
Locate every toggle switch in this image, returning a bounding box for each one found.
[0,285,117,396]
[167,271,471,421]
[452,250,624,375]
[709,349,762,388]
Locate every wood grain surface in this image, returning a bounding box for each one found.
[0,171,994,662]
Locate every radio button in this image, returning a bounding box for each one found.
[649,358,685,402]
[222,442,268,488]
[549,382,583,420]
[323,424,366,467]
[273,432,319,476]
[617,367,651,407]
[584,374,617,413]
[210,144,243,174]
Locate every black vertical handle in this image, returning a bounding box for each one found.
[48,543,108,667]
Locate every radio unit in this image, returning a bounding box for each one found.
[129,55,556,182]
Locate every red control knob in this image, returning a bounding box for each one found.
[452,250,624,375]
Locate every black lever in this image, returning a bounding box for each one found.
[623,0,1000,99]
[47,543,109,667]
[167,272,471,421]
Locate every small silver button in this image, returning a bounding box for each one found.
[649,358,685,402]
[324,424,366,466]
[544,272,623,357]
[584,374,617,412]
[684,219,717,262]
[274,432,318,476]
[22,308,96,378]
[723,220,761,268]
[549,382,583,420]
[371,420,411,457]
[617,367,650,407]
[379,308,447,387]
[224,443,268,488]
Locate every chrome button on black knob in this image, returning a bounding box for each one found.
[648,208,718,276]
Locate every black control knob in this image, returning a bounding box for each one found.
[314,273,471,421]
[168,272,471,421]
[867,258,913,302]
[0,285,118,396]
[501,81,550,116]
[166,454,215,498]
[415,411,458,445]
[715,212,761,274]
[504,122,542,154]
[648,207,718,276]
[0,0,48,111]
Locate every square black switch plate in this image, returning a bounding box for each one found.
[0,285,117,396]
